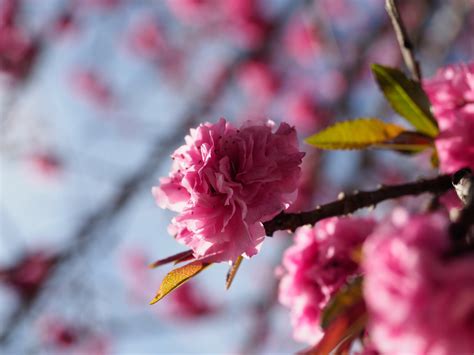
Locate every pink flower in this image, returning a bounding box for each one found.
[153,118,304,263]
[126,18,167,60]
[166,0,215,26]
[424,62,474,173]
[284,15,322,65]
[38,316,109,354]
[70,69,114,108]
[363,210,474,355]
[0,252,55,300]
[166,281,215,319]
[27,152,62,180]
[237,61,280,106]
[278,217,375,345]
[283,92,326,134]
[0,24,37,82]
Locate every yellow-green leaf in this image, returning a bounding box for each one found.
[372,64,439,137]
[225,255,243,290]
[305,118,405,150]
[150,262,211,304]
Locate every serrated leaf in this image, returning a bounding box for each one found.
[150,262,211,304]
[226,255,243,290]
[322,277,363,329]
[305,118,405,150]
[372,64,439,137]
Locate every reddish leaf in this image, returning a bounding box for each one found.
[148,250,193,268]
[299,301,367,355]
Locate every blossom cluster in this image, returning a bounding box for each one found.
[363,211,474,355]
[278,217,375,344]
[424,62,474,173]
[0,0,37,82]
[153,118,304,263]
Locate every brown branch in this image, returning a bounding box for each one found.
[385,0,422,82]
[264,174,452,236]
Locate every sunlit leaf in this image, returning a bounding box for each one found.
[371,64,439,137]
[322,277,363,329]
[150,262,211,304]
[299,301,366,355]
[305,118,405,150]
[226,255,243,289]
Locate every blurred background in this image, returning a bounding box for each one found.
[0,0,472,353]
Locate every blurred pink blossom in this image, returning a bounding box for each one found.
[70,69,114,108]
[0,252,54,300]
[38,316,78,349]
[50,10,79,39]
[26,153,62,180]
[165,281,215,319]
[363,210,474,355]
[237,60,280,107]
[153,118,304,263]
[219,0,268,49]
[127,18,167,60]
[38,316,109,354]
[278,217,375,345]
[424,62,474,172]
[125,17,183,80]
[166,0,267,49]
[74,0,120,10]
[284,15,322,65]
[284,92,326,134]
[0,1,37,82]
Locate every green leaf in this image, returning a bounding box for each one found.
[305,118,405,150]
[371,64,439,137]
[149,262,211,304]
[322,277,363,329]
[226,255,243,290]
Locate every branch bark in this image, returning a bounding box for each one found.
[385,0,422,82]
[264,174,452,236]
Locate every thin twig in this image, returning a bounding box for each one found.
[385,0,422,82]
[264,174,452,236]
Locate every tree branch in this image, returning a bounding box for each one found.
[264,174,452,236]
[385,0,422,82]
